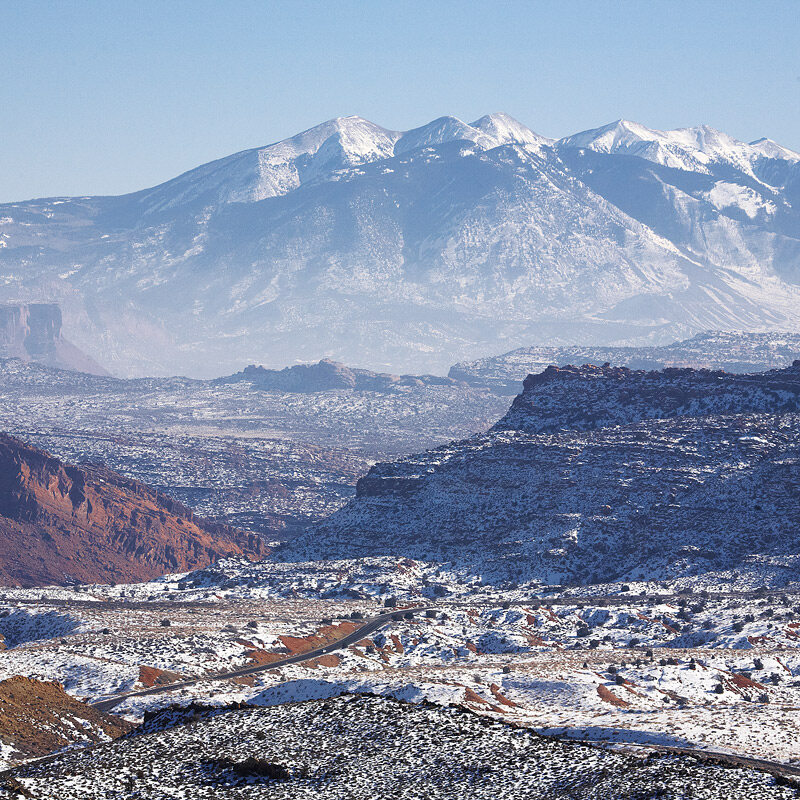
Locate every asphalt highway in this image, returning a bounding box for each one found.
[90,607,430,712]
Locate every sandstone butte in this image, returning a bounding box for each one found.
[0,433,266,587]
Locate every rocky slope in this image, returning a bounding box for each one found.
[495,360,800,432]
[2,694,794,799]
[1,115,799,377]
[0,303,107,375]
[0,676,131,768]
[450,331,800,393]
[0,434,266,587]
[283,363,800,587]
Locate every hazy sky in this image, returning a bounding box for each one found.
[3,0,798,202]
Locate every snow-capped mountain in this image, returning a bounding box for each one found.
[1,114,798,377]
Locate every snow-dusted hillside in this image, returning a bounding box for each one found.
[450,331,800,393]
[1,114,799,377]
[283,363,800,586]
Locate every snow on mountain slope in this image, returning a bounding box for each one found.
[0,114,798,377]
[450,331,800,393]
[282,363,800,587]
[557,119,793,176]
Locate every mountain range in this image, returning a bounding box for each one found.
[1,114,799,377]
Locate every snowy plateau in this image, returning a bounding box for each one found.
[1,114,799,376]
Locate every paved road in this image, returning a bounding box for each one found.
[90,607,431,712]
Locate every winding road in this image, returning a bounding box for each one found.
[90,607,430,712]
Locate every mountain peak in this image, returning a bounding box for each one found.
[470,112,550,146]
[557,119,778,174]
[748,137,800,161]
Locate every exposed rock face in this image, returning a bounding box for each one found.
[0,303,108,375]
[0,434,266,587]
[221,359,465,393]
[0,676,132,767]
[285,363,800,587]
[494,360,800,433]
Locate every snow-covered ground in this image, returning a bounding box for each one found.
[3,570,800,768]
[3,694,796,799]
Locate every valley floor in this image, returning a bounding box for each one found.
[2,566,800,775]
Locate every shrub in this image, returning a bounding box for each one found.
[231,758,291,780]
[160,619,171,627]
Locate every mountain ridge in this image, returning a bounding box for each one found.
[0,433,266,587]
[282,362,800,587]
[1,113,799,377]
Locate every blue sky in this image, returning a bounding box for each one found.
[2,0,798,201]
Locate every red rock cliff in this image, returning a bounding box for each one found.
[0,433,266,587]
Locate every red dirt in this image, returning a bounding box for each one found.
[489,683,518,707]
[728,673,766,690]
[463,687,489,705]
[137,665,186,688]
[278,622,360,656]
[306,654,342,668]
[0,676,132,764]
[597,684,630,707]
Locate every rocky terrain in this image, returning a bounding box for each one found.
[0,357,505,539]
[223,359,467,393]
[0,676,131,766]
[283,362,800,586]
[1,115,799,377]
[1,692,796,798]
[4,576,800,765]
[0,434,265,586]
[450,331,800,393]
[495,360,800,432]
[0,303,106,375]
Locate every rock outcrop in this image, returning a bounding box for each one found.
[0,303,108,375]
[0,434,266,587]
[221,359,465,393]
[494,360,800,433]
